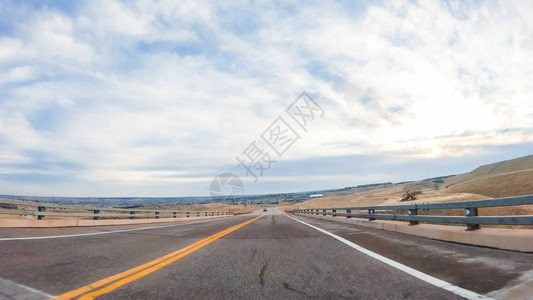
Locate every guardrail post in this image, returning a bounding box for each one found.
[408,206,418,225]
[173,211,177,218]
[217,211,220,216]
[37,206,46,220]
[186,211,190,218]
[155,211,160,219]
[322,209,326,216]
[466,207,480,231]
[314,209,318,215]
[130,211,135,219]
[197,211,200,217]
[332,209,336,217]
[205,211,208,216]
[368,209,375,221]
[346,209,352,218]
[93,209,100,220]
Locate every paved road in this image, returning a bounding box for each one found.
[0,209,531,299]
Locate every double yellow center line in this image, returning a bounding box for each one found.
[53,215,263,300]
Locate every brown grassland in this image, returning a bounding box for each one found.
[286,155,533,229]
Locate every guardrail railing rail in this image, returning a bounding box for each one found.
[0,199,234,220]
[292,195,533,230]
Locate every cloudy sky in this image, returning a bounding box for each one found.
[0,0,532,197]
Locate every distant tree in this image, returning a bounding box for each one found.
[401,186,422,201]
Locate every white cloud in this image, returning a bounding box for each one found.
[281,0,533,157]
[0,66,34,84]
[0,0,532,196]
[0,37,23,61]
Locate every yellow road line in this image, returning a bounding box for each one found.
[55,222,242,299]
[53,215,263,300]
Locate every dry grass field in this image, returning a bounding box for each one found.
[445,154,533,187]
[146,202,261,214]
[286,155,533,228]
[445,169,533,198]
[0,201,262,220]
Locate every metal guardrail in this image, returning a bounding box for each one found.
[292,195,533,230]
[0,199,234,220]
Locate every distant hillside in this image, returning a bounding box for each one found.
[446,155,533,185]
[445,154,533,197]
[288,154,533,210]
[446,169,533,198]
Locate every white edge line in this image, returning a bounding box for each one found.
[0,216,236,241]
[283,212,492,300]
[0,276,56,298]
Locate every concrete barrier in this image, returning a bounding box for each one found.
[381,221,533,253]
[0,215,232,228]
[0,219,78,228]
[296,214,533,252]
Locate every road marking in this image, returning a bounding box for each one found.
[284,213,491,300]
[0,276,56,299]
[52,215,263,300]
[0,217,234,241]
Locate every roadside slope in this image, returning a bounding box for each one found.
[445,154,533,187]
[445,169,533,198]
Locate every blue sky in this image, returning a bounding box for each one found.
[0,0,532,197]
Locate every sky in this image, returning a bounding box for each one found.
[0,0,532,197]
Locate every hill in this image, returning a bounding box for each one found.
[445,154,533,186]
[445,169,533,198]
[288,154,533,211]
[444,154,533,197]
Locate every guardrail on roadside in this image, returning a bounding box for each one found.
[292,195,533,230]
[0,199,234,220]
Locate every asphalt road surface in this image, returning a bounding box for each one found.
[0,209,532,299]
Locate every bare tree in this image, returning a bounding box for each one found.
[401,185,422,201]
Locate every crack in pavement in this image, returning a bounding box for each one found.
[282,282,314,298]
[259,262,267,288]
